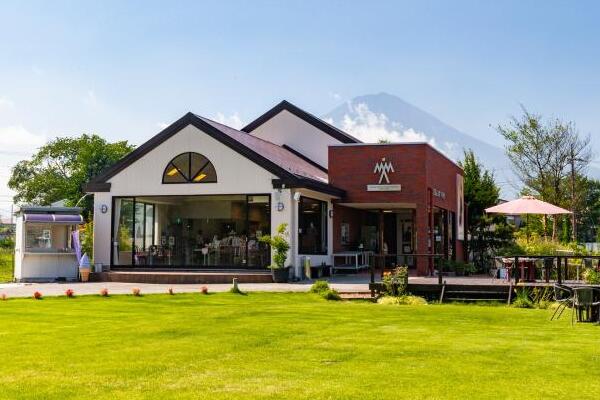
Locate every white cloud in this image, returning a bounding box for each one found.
[337,102,460,159]
[0,126,46,155]
[0,96,14,110]
[339,102,435,145]
[214,112,243,129]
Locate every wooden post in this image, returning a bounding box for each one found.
[557,256,562,284]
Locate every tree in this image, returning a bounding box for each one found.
[577,178,600,243]
[459,149,512,269]
[497,107,591,240]
[8,134,134,219]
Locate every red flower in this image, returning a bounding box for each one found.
[100,288,109,297]
[200,286,208,295]
[33,291,42,300]
[65,289,75,298]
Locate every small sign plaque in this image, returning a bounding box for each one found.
[367,184,402,192]
[432,188,446,199]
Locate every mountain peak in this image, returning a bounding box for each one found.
[323,93,514,196]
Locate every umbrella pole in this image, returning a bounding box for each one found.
[526,214,530,243]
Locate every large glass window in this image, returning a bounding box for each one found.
[112,195,270,268]
[433,207,448,258]
[298,196,328,255]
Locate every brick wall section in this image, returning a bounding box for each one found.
[328,143,464,275]
[425,146,464,261]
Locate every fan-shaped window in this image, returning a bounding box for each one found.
[162,152,217,184]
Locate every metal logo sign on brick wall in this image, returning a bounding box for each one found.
[367,157,402,192]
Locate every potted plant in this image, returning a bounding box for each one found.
[259,223,291,283]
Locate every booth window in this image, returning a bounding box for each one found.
[25,224,72,251]
[298,197,328,255]
[162,152,217,183]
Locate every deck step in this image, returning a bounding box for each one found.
[91,271,273,284]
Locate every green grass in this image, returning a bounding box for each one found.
[0,293,599,399]
[0,250,12,282]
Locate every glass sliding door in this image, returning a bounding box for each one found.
[145,204,155,251]
[113,198,134,265]
[111,195,270,268]
[247,195,271,267]
[132,202,156,266]
[298,196,328,255]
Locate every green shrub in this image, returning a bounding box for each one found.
[259,223,290,269]
[377,295,427,306]
[81,221,94,262]
[321,289,341,301]
[310,280,330,294]
[309,281,340,301]
[512,298,534,308]
[382,266,408,296]
[500,234,590,257]
[531,286,553,306]
[536,300,553,310]
[583,268,600,284]
[0,237,14,249]
[444,260,477,276]
[512,287,533,308]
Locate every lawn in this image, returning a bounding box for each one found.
[0,292,599,399]
[0,250,12,282]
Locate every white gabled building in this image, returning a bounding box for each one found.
[86,102,357,278]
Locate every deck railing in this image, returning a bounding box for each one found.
[495,255,600,284]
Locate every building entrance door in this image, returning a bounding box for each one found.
[379,210,416,269]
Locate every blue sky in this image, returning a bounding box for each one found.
[1,0,599,217]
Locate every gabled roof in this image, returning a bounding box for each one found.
[85,112,344,197]
[242,100,361,144]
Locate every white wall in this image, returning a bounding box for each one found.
[107,125,277,196]
[249,109,343,169]
[13,214,23,279]
[92,192,112,266]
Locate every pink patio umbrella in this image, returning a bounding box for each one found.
[485,196,572,216]
[485,195,571,240]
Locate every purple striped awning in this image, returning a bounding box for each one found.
[24,214,84,224]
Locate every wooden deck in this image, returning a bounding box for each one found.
[369,274,589,303]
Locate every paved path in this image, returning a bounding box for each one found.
[0,275,372,298]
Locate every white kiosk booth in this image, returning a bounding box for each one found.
[14,206,84,282]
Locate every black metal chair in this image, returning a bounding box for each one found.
[550,284,573,321]
[571,287,600,325]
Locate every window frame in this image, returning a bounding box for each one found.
[162,152,218,184]
[110,194,271,268]
[298,196,328,255]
